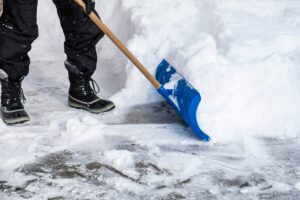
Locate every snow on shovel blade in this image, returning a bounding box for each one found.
[155,59,210,141]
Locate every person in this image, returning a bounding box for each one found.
[0,0,115,125]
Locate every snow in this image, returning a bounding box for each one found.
[105,0,300,143]
[295,182,300,191]
[0,0,300,199]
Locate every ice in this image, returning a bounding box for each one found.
[0,0,300,199]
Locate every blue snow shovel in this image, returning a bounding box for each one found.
[75,0,211,141]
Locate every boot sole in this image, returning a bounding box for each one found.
[3,116,30,125]
[69,101,115,114]
[1,108,31,125]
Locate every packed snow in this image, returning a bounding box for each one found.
[0,0,299,199]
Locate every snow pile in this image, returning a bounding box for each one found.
[95,0,300,142]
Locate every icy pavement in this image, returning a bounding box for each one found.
[0,99,299,199]
[0,60,299,199]
[1,0,300,199]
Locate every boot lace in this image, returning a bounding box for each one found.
[12,82,26,103]
[88,78,100,94]
[78,74,100,96]
[1,80,26,106]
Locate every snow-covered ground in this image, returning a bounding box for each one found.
[1,0,300,199]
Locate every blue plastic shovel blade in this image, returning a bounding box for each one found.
[155,59,210,141]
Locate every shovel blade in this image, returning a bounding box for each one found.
[155,59,210,141]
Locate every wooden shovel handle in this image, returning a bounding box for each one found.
[74,0,161,89]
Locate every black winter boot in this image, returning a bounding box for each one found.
[0,71,30,125]
[66,61,115,113]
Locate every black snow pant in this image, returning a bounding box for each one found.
[0,0,104,81]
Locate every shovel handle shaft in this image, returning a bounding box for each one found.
[74,0,161,89]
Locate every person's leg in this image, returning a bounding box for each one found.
[0,0,38,125]
[53,0,103,75]
[53,0,115,113]
[0,0,39,80]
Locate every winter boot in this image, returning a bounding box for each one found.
[0,70,30,125]
[65,61,115,113]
